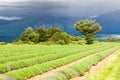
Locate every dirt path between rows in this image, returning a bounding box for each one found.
[70,48,120,80]
[28,48,115,80]
[28,52,98,80]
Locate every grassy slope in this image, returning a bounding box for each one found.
[0,42,119,80]
[87,52,120,80]
[40,47,119,80]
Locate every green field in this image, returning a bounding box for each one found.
[87,51,120,80]
[0,42,120,80]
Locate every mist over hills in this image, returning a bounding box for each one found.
[0,10,120,42]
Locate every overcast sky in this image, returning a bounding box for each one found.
[0,0,120,18]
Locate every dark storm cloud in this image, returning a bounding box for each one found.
[0,0,69,17]
[0,0,120,17]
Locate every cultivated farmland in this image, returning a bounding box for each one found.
[0,42,120,80]
[87,51,120,80]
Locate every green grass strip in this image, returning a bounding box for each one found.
[40,47,120,80]
[87,52,120,80]
[0,46,110,73]
[4,47,119,80]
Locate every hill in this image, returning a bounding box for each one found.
[0,16,81,42]
[96,10,120,34]
[0,10,120,42]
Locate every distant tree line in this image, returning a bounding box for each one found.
[14,26,83,45]
[2,19,120,45]
[13,19,103,44]
[106,37,118,42]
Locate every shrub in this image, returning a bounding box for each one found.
[50,32,70,44]
[57,40,66,45]
[106,37,118,42]
[0,42,7,45]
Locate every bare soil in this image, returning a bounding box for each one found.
[70,49,120,80]
[28,48,120,80]
[28,54,94,80]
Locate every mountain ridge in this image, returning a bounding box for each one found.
[0,10,120,42]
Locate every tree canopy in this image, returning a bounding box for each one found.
[20,27,39,43]
[17,26,75,44]
[74,19,102,44]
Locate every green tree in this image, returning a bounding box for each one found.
[20,27,39,43]
[48,26,62,37]
[74,19,102,44]
[35,26,48,42]
[51,32,70,44]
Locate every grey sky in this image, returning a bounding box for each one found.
[0,0,120,18]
